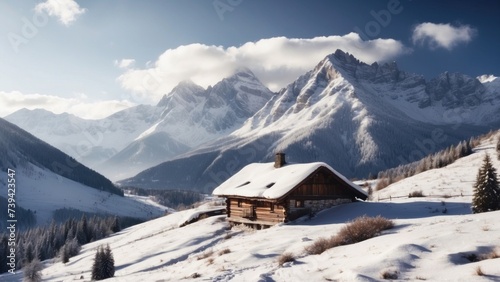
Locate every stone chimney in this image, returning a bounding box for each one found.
[274,152,286,168]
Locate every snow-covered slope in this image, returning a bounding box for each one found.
[122,50,498,190]
[0,118,166,226]
[18,133,500,282]
[6,162,166,226]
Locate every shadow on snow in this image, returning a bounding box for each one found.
[290,200,471,226]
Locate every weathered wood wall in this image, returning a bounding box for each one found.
[289,167,357,199]
[227,198,286,225]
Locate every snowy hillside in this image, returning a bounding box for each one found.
[122,50,498,191]
[5,162,166,226]
[0,118,166,227]
[14,133,499,282]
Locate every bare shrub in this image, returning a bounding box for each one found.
[305,216,394,255]
[380,269,398,280]
[484,248,500,260]
[218,248,231,256]
[304,237,334,255]
[196,250,213,260]
[409,190,425,198]
[278,252,295,266]
[475,266,484,276]
[336,216,394,245]
[375,178,390,191]
[463,247,500,262]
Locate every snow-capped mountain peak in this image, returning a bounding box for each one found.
[477,74,498,83]
[156,79,205,108]
[151,68,274,147]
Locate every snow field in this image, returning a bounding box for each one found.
[15,162,166,225]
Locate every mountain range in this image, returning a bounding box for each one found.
[119,50,500,192]
[6,50,500,191]
[6,69,273,180]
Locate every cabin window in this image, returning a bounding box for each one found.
[237,181,250,188]
[295,200,304,208]
[237,200,242,207]
[270,204,274,212]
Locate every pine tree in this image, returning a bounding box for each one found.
[91,246,104,280]
[471,154,500,213]
[110,217,121,233]
[75,222,87,245]
[91,244,115,280]
[24,243,35,265]
[61,244,70,264]
[23,258,43,282]
[102,244,115,279]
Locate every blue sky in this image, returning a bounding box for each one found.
[1,0,499,119]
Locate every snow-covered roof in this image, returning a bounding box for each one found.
[212,162,367,200]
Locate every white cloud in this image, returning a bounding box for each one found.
[412,22,476,50]
[35,0,86,26]
[115,59,136,69]
[117,33,409,103]
[0,91,135,119]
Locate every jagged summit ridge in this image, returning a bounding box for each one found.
[150,68,274,147]
[156,80,205,108]
[101,68,274,179]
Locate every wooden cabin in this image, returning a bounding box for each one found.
[212,153,368,229]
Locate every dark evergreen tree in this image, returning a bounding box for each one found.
[91,245,114,280]
[60,232,81,264]
[16,240,25,269]
[472,154,500,213]
[75,220,88,245]
[102,244,115,279]
[61,244,70,264]
[66,237,81,258]
[23,258,43,282]
[91,246,104,280]
[110,217,121,233]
